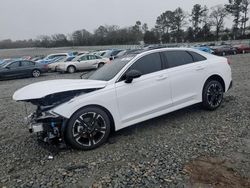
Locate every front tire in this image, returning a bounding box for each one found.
[202,80,224,111]
[67,66,76,73]
[65,107,111,150]
[98,62,105,68]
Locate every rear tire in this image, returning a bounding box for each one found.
[202,80,224,111]
[32,69,41,78]
[65,107,111,150]
[67,66,76,73]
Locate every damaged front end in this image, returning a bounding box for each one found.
[25,106,66,144]
[23,89,94,145]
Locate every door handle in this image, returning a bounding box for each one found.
[196,66,205,71]
[156,75,168,81]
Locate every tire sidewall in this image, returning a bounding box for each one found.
[67,66,76,73]
[32,69,41,78]
[202,80,224,111]
[98,63,104,68]
[65,107,111,150]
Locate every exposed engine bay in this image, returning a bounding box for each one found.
[23,89,96,146]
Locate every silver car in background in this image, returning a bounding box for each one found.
[56,54,110,73]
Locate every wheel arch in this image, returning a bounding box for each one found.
[203,74,226,92]
[67,104,116,133]
[67,65,76,71]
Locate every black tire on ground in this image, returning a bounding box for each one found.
[202,80,224,111]
[65,106,111,150]
[67,66,76,73]
[98,62,105,68]
[32,69,41,78]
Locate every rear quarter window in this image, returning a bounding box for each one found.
[188,51,207,62]
[163,51,194,68]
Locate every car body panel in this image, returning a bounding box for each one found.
[13,79,108,101]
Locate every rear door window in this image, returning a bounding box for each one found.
[163,51,194,68]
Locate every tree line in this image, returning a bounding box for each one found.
[0,0,249,49]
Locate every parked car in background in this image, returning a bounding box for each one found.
[212,45,237,56]
[13,48,232,150]
[56,54,110,73]
[21,56,32,60]
[102,49,123,60]
[194,46,214,54]
[37,53,74,64]
[0,60,48,80]
[233,44,250,54]
[77,51,89,56]
[0,59,13,65]
[32,56,45,62]
[48,55,82,71]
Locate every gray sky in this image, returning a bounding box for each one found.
[0,0,231,40]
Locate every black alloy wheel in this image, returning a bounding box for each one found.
[65,107,111,150]
[202,80,224,110]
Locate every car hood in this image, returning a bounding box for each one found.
[13,79,107,101]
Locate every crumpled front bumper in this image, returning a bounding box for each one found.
[24,111,67,143]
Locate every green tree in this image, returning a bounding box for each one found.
[143,30,159,44]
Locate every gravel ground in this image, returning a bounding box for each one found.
[0,54,249,188]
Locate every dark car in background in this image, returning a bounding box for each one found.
[0,60,48,80]
[212,45,237,56]
[233,44,250,54]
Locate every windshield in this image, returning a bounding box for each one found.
[88,55,135,81]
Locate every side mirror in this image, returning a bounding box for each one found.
[125,69,142,83]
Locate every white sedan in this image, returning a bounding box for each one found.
[55,54,110,73]
[13,48,232,150]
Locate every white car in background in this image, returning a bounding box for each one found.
[13,48,232,150]
[56,54,110,73]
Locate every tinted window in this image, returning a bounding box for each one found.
[129,53,162,75]
[8,61,20,68]
[21,61,34,66]
[163,51,193,68]
[188,51,206,62]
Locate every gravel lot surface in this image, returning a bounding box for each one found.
[0,54,249,187]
